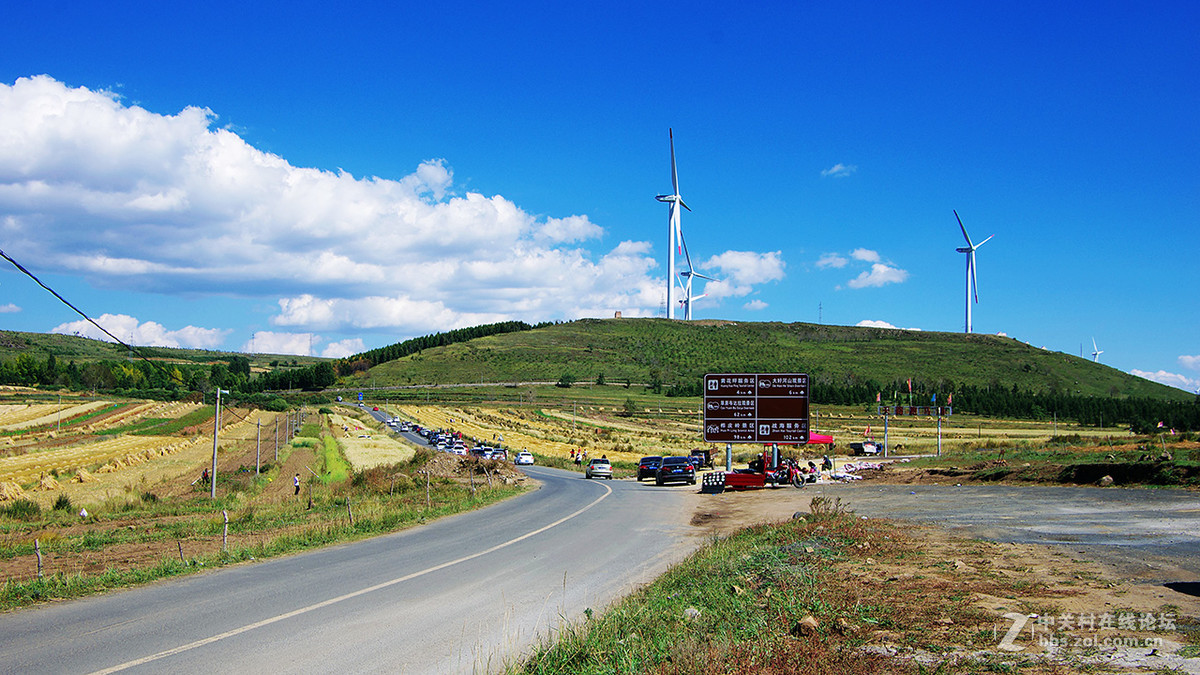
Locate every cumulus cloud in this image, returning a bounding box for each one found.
[856,319,921,331]
[51,313,229,348]
[1180,355,1200,371]
[322,338,365,359]
[821,163,857,178]
[1131,369,1200,393]
[744,299,768,311]
[0,303,19,313]
[819,248,908,290]
[244,331,317,356]
[847,263,909,289]
[699,250,785,300]
[816,253,847,269]
[0,76,798,341]
[851,248,881,263]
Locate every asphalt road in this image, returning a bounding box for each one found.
[0,466,697,674]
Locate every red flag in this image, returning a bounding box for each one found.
[864,425,872,437]
[876,392,881,403]
[907,378,912,393]
[948,393,953,406]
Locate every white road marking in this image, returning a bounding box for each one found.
[88,479,612,674]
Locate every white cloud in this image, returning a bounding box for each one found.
[0,303,19,313]
[820,248,908,290]
[244,331,317,356]
[51,313,229,348]
[821,163,857,178]
[744,299,768,311]
[1131,369,1200,393]
[0,76,789,338]
[816,253,847,269]
[700,250,786,299]
[321,338,365,359]
[1180,355,1200,371]
[847,263,909,289]
[856,319,921,331]
[851,248,881,263]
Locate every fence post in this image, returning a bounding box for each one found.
[34,538,43,579]
[222,510,229,553]
[346,496,354,526]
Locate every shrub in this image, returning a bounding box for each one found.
[2,499,42,521]
[53,494,73,511]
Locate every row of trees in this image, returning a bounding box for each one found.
[333,321,548,375]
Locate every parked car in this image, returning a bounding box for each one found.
[655,456,696,486]
[689,449,714,469]
[849,441,880,456]
[585,458,613,479]
[636,456,663,481]
[514,451,534,466]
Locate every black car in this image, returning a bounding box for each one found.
[655,456,696,486]
[637,456,663,481]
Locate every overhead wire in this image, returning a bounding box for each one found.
[1,247,188,387]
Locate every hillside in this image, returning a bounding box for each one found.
[0,330,326,369]
[367,319,1188,401]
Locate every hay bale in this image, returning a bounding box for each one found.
[0,481,26,501]
[98,462,119,473]
[35,475,61,491]
[72,468,99,483]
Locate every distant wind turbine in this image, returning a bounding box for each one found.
[954,210,993,334]
[677,231,716,321]
[1091,338,1104,362]
[655,129,690,320]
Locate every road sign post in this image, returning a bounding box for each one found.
[704,373,809,445]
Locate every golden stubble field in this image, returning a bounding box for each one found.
[384,401,1128,464]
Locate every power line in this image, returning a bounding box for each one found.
[0,247,186,386]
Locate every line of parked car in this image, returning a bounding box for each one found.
[635,455,698,485]
[380,415,534,465]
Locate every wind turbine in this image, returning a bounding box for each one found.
[677,231,716,320]
[954,210,993,334]
[1091,338,1104,362]
[655,129,689,319]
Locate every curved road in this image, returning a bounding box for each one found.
[0,466,697,674]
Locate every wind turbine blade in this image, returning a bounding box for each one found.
[669,129,679,197]
[954,209,974,247]
[691,272,716,281]
[679,231,694,271]
[976,234,994,248]
[679,197,691,212]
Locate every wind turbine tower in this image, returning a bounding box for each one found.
[954,210,993,334]
[1091,338,1104,362]
[655,129,689,320]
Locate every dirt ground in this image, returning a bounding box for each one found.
[683,484,1200,670]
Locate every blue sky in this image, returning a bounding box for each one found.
[1,1,1197,391]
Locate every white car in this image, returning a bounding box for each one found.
[514,451,534,466]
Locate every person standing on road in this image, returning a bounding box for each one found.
[294,473,301,495]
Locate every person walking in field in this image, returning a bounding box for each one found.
[294,473,301,495]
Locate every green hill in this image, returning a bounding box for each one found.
[367,318,1187,401]
[0,330,325,368]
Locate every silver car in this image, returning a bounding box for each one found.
[585,458,613,479]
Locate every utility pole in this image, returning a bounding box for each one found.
[256,419,261,476]
[210,388,229,499]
